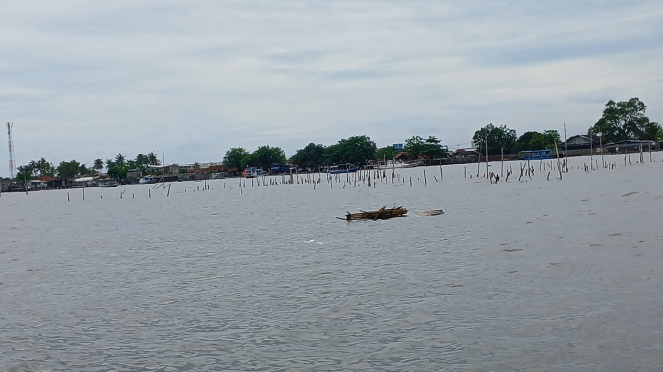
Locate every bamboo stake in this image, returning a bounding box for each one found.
[485,133,489,178]
[500,147,504,177]
[590,129,594,170]
[563,123,568,172]
[600,135,604,168]
[554,139,562,180]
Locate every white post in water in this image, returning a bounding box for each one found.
[501,147,504,177]
[485,134,489,178]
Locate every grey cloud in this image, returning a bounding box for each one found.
[0,0,662,168]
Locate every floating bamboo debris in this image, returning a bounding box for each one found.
[338,206,408,221]
[417,209,445,216]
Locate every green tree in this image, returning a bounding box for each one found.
[80,163,97,176]
[518,130,561,151]
[375,146,398,161]
[135,154,149,165]
[291,143,326,170]
[516,131,538,152]
[93,159,104,173]
[56,160,82,180]
[107,163,128,180]
[147,151,161,166]
[15,168,32,184]
[37,158,55,176]
[324,135,377,165]
[591,98,660,141]
[473,123,517,155]
[242,145,286,170]
[404,136,447,159]
[114,153,126,165]
[223,147,250,170]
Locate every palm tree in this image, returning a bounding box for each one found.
[94,159,104,173]
[105,159,113,171]
[115,153,126,165]
[147,152,161,166]
[28,160,38,176]
[135,153,148,165]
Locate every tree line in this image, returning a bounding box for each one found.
[11,97,660,180]
[16,151,161,182]
[470,97,661,156]
[223,135,448,172]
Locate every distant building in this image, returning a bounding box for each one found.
[126,169,142,183]
[604,140,658,153]
[393,143,404,151]
[562,135,600,150]
[453,149,479,160]
[30,175,61,189]
[1,179,12,192]
[165,164,180,175]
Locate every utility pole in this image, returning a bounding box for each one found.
[7,122,16,179]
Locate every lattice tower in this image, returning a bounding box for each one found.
[7,122,16,179]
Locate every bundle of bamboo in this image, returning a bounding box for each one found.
[338,206,408,221]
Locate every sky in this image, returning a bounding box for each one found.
[1,0,662,172]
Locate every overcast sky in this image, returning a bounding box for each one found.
[1,0,662,171]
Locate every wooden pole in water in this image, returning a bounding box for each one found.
[423,169,427,185]
[485,133,489,178]
[68,192,70,202]
[501,147,504,177]
[563,123,568,173]
[590,129,594,170]
[554,139,562,180]
[167,184,171,197]
[149,189,151,198]
[600,135,604,168]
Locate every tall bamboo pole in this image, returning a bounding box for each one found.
[563,123,568,172]
[590,130,594,171]
[485,133,489,178]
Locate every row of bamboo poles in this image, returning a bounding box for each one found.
[47,143,659,202]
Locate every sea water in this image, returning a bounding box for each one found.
[1,153,662,371]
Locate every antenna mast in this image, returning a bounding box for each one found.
[7,122,16,179]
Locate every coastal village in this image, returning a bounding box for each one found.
[1,131,660,193]
[2,97,660,193]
